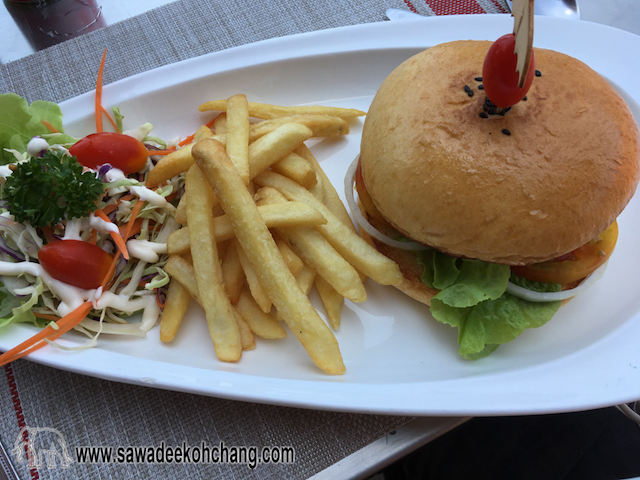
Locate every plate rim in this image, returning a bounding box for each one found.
[3,14,640,416]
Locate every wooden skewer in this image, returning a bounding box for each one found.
[512,0,535,87]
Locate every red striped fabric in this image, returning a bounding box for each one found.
[409,0,508,15]
[425,0,485,15]
[5,364,40,480]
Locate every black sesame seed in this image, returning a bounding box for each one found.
[464,85,471,92]
[502,128,511,135]
[467,90,474,97]
[535,70,541,77]
[478,84,484,90]
[474,77,483,82]
[488,108,496,115]
[479,112,488,118]
[485,98,495,107]
[523,95,527,101]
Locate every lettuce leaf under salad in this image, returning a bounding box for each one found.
[418,249,562,360]
[0,93,182,348]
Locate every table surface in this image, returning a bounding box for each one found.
[1,1,639,479]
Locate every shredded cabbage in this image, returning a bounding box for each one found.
[0,98,183,349]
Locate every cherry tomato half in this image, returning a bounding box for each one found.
[482,33,535,108]
[69,132,148,175]
[38,239,113,289]
[511,222,618,285]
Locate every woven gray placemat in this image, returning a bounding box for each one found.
[0,0,509,104]
[0,0,508,478]
[1,360,414,479]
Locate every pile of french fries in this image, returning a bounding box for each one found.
[149,95,402,375]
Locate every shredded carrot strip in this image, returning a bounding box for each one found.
[89,229,98,245]
[94,209,129,260]
[124,200,144,240]
[100,194,136,216]
[0,301,93,367]
[205,117,216,128]
[119,217,143,239]
[164,191,178,203]
[101,254,120,290]
[178,134,195,147]
[148,147,177,156]
[41,120,60,133]
[101,106,121,133]
[156,291,165,310]
[95,48,107,132]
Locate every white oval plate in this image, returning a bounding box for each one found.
[2,14,640,416]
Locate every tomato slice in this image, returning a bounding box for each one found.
[38,240,114,289]
[69,132,148,175]
[482,33,535,108]
[354,159,392,227]
[511,222,618,285]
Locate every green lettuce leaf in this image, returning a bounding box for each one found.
[0,93,76,164]
[420,250,562,359]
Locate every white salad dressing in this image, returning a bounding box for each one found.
[0,165,12,179]
[89,212,119,235]
[126,239,167,264]
[26,137,49,157]
[130,186,176,211]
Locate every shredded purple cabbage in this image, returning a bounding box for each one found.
[98,164,113,181]
[0,235,24,261]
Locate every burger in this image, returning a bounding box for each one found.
[348,40,640,359]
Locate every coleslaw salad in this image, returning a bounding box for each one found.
[0,50,184,364]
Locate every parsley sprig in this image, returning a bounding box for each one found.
[3,150,104,228]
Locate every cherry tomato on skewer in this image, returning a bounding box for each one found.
[482,33,535,108]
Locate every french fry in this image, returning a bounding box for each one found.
[235,288,287,339]
[253,170,403,286]
[256,187,366,303]
[185,164,241,362]
[221,239,244,305]
[165,254,253,349]
[295,264,316,296]
[225,94,250,184]
[274,233,304,277]
[159,278,192,342]
[271,152,317,189]
[235,311,256,351]
[167,201,328,255]
[212,112,228,134]
[199,100,366,121]
[276,264,316,322]
[248,123,313,179]
[295,144,356,233]
[192,138,345,375]
[148,122,312,193]
[147,144,197,187]
[146,127,215,187]
[175,192,188,224]
[194,125,215,142]
[315,275,344,330]
[165,255,201,303]
[246,115,349,140]
[296,144,367,283]
[236,241,272,314]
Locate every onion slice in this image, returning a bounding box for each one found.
[506,261,609,303]
[344,155,429,251]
